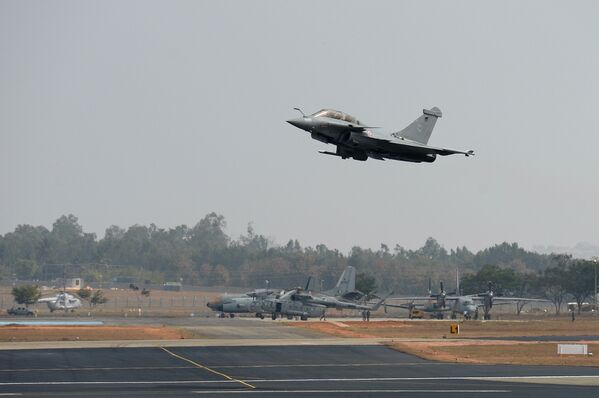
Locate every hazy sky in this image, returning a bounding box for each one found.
[1,1,598,253]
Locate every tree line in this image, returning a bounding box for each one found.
[0,213,594,308]
[460,258,596,314]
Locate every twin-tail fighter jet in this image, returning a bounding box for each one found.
[287,107,474,163]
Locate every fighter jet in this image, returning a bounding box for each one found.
[287,107,473,163]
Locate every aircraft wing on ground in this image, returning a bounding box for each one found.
[385,296,433,302]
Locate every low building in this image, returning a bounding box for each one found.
[57,278,84,290]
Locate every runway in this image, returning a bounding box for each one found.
[1,345,599,397]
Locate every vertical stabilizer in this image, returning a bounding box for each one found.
[392,107,442,145]
[325,266,356,296]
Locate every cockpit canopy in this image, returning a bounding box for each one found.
[311,109,361,125]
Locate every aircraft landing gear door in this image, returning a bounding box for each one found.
[276,303,282,313]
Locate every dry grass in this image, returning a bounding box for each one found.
[289,319,599,339]
[289,319,599,367]
[389,341,599,367]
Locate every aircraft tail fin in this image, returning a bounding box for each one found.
[392,107,442,145]
[325,266,356,296]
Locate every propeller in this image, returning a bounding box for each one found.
[477,281,495,310]
[429,281,447,308]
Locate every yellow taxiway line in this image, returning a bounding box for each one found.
[159,346,255,389]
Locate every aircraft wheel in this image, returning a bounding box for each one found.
[230,313,235,318]
[300,315,308,321]
[271,313,277,320]
[260,314,264,319]
[287,315,293,320]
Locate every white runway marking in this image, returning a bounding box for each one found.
[0,366,193,372]
[191,389,510,394]
[242,375,599,383]
[0,381,230,386]
[0,374,597,386]
[215,362,444,369]
[0,362,445,372]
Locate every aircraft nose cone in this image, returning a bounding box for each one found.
[287,118,311,131]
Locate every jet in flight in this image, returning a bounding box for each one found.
[287,107,473,163]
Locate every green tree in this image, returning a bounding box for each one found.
[540,266,568,314]
[1,225,50,268]
[564,260,595,314]
[460,265,520,295]
[47,214,97,265]
[90,290,108,306]
[77,288,95,308]
[356,272,377,296]
[14,259,39,280]
[77,288,92,300]
[12,285,42,306]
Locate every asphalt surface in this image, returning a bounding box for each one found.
[1,345,599,397]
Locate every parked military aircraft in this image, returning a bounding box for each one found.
[206,287,277,318]
[287,107,473,163]
[37,292,82,312]
[274,279,389,320]
[206,267,385,320]
[386,279,547,320]
[319,266,367,301]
